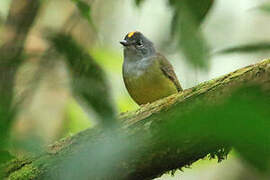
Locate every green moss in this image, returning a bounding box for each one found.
[9,164,40,180]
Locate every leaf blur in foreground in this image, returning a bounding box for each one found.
[159,86,270,172]
[50,33,116,126]
[0,150,13,164]
[258,2,270,14]
[169,0,214,25]
[135,0,145,6]
[221,87,270,171]
[169,0,213,68]
[49,131,136,180]
[0,0,40,164]
[216,42,270,54]
[0,96,15,154]
[71,0,93,25]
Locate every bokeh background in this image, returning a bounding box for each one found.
[0,0,270,179]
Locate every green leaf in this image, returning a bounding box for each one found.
[258,3,270,14]
[169,0,213,68]
[158,85,270,171]
[0,150,13,165]
[216,42,270,54]
[0,59,20,165]
[169,0,214,28]
[134,0,145,6]
[71,0,93,25]
[219,87,270,171]
[178,10,210,68]
[0,150,14,178]
[49,33,116,126]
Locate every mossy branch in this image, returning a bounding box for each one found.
[2,59,270,180]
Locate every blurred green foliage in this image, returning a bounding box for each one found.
[0,38,23,167]
[258,2,270,14]
[217,42,270,54]
[0,103,14,165]
[169,0,214,25]
[0,150,13,165]
[71,0,92,23]
[221,87,270,171]
[48,130,135,180]
[0,0,40,165]
[135,0,145,6]
[159,86,270,172]
[71,0,96,30]
[169,0,213,68]
[50,33,116,126]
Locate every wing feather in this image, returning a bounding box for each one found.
[156,53,183,92]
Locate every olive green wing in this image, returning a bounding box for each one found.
[156,53,183,92]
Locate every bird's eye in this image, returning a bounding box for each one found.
[137,40,143,47]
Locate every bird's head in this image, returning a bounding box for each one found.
[120,31,156,61]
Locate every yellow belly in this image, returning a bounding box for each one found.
[123,61,177,105]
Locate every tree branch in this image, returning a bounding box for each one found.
[2,59,270,180]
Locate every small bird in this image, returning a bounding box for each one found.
[120,31,182,105]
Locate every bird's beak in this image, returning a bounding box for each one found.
[120,40,129,46]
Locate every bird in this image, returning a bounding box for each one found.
[120,31,182,105]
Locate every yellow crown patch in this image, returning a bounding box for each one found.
[128,31,136,38]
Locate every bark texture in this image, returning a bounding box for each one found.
[2,59,270,180]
